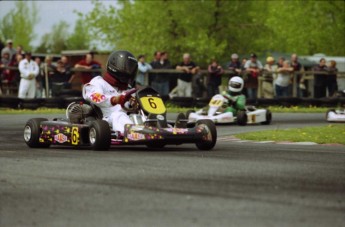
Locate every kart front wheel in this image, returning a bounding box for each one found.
[89,120,111,151]
[261,109,272,125]
[195,120,217,151]
[24,118,50,148]
[237,110,247,126]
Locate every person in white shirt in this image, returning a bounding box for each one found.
[275,60,294,97]
[18,52,39,98]
[83,50,138,135]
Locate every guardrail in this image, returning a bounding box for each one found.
[1,66,345,99]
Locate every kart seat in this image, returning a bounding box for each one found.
[90,103,103,119]
[246,106,256,111]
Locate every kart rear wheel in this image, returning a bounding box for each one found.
[24,118,50,148]
[89,120,111,151]
[195,120,217,151]
[261,109,272,125]
[237,110,247,126]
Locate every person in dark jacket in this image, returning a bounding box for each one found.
[326,60,338,97]
[207,59,224,98]
[313,58,328,98]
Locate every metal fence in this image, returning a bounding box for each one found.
[1,66,345,98]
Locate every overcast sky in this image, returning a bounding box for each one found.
[0,0,118,48]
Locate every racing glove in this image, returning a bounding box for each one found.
[110,88,136,107]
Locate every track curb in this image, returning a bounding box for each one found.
[218,135,344,147]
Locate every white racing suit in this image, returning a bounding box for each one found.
[82,76,133,133]
[18,59,39,98]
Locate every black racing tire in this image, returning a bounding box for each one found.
[326,109,336,120]
[89,120,111,151]
[261,109,272,125]
[237,110,247,126]
[186,110,195,119]
[23,118,50,148]
[195,120,217,151]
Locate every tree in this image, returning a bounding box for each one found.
[35,21,69,53]
[0,1,39,50]
[78,0,344,66]
[257,0,345,56]
[66,18,92,50]
[79,0,268,66]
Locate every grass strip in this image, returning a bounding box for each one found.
[0,106,339,114]
[235,125,345,145]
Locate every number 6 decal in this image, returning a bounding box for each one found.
[148,98,157,109]
[71,127,79,145]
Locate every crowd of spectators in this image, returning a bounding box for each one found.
[0,40,341,100]
[0,40,102,98]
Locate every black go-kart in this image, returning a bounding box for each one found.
[23,87,217,151]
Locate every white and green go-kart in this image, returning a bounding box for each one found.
[187,94,272,126]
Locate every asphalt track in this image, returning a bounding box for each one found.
[0,113,344,227]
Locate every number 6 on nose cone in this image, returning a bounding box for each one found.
[140,97,166,114]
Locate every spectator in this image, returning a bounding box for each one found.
[34,57,44,98]
[326,60,338,97]
[150,51,171,96]
[263,56,277,98]
[313,58,328,98]
[227,53,242,78]
[150,51,161,66]
[16,45,25,56]
[277,57,285,68]
[11,53,24,88]
[207,59,224,98]
[73,53,101,84]
[173,53,199,97]
[40,55,56,97]
[1,39,16,62]
[290,53,305,97]
[135,54,152,89]
[0,51,12,94]
[60,55,72,82]
[18,52,39,99]
[275,60,293,98]
[241,58,248,70]
[243,53,263,99]
[51,60,71,97]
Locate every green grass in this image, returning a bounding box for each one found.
[235,125,345,145]
[0,105,338,114]
[0,108,65,114]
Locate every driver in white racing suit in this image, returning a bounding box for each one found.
[82,50,138,134]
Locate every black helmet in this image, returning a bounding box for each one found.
[106,50,138,84]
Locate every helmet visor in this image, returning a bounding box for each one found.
[230,81,242,89]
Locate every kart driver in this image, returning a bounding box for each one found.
[82,50,138,135]
[222,76,246,115]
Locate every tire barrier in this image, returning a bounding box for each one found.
[0,96,344,109]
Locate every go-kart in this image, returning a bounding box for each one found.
[326,109,345,122]
[23,87,217,151]
[187,94,271,126]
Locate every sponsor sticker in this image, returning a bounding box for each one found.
[90,92,106,103]
[54,133,68,143]
[127,132,145,141]
[165,128,188,134]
